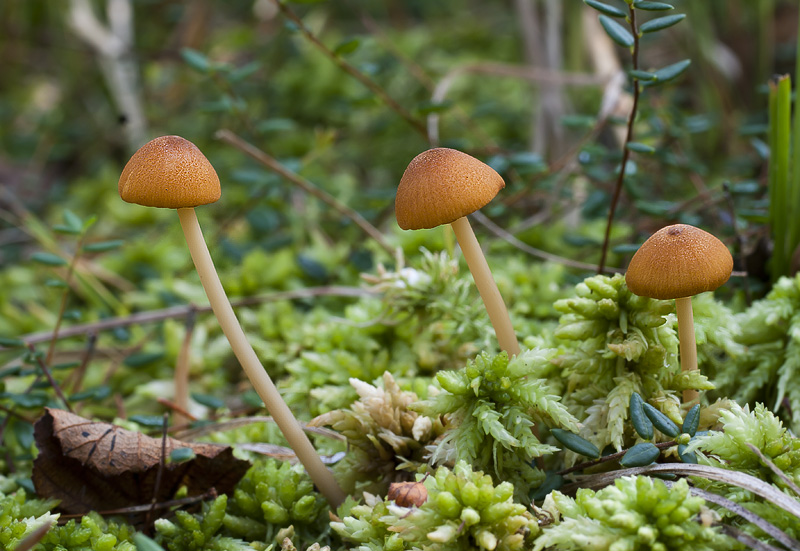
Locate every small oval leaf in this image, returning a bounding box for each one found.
[63,210,83,232]
[180,48,210,73]
[83,240,124,253]
[626,142,656,154]
[551,428,601,459]
[334,37,361,56]
[639,13,685,33]
[191,393,225,410]
[651,59,691,83]
[584,0,626,17]
[134,533,167,551]
[530,471,565,501]
[169,447,196,463]
[678,443,698,464]
[643,403,680,437]
[31,252,67,267]
[0,337,25,348]
[599,15,634,47]
[629,69,657,81]
[620,442,661,467]
[682,404,701,436]
[633,1,674,10]
[629,392,654,440]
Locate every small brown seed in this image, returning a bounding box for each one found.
[387,481,428,507]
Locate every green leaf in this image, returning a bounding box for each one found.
[69,386,111,402]
[31,252,67,266]
[584,0,627,17]
[129,415,166,428]
[53,224,82,235]
[530,471,564,501]
[620,442,661,467]
[628,69,657,81]
[63,210,83,233]
[0,337,25,348]
[629,392,654,440]
[633,1,674,10]
[551,428,601,459]
[83,239,124,253]
[191,393,225,409]
[415,100,454,115]
[180,48,210,72]
[169,447,196,463]
[643,403,680,437]
[599,15,634,47]
[677,443,697,463]
[639,14,686,33]
[334,37,361,56]
[45,278,67,288]
[123,352,164,367]
[626,142,656,154]
[682,404,701,436]
[647,59,691,85]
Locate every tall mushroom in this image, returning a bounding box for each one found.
[395,148,520,357]
[119,135,345,506]
[625,224,733,404]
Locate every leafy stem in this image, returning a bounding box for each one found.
[557,439,676,476]
[598,3,642,273]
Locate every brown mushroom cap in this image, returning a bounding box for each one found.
[625,224,733,300]
[119,135,221,208]
[395,148,505,230]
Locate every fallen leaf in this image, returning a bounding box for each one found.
[32,407,249,515]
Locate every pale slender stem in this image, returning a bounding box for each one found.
[676,296,698,404]
[177,208,345,507]
[451,216,520,357]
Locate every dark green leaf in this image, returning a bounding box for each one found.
[191,393,225,410]
[633,1,674,10]
[530,471,565,501]
[123,352,164,367]
[52,361,80,371]
[626,142,656,154]
[334,37,361,56]
[639,14,686,33]
[169,447,196,463]
[647,59,691,85]
[682,404,701,436]
[415,100,454,115]
[63,210,83,232]
[599,15,634,47]
[620,442,661,467]
[69,386,111,402]
[629,69,657,81]
[678,443,697,463]
[4,392,49,408]
[0,337,25,348]
[612,243,642,255]
[629,392,654,440]
[129,415,167,428]
[584,0,626,17]
[181,48,210,72]
[643,403,680,437]
[551,428,601,458]
[83,240,124,253]
[31,252,67,267]
[53,224,82,235]
[44,278,67,288]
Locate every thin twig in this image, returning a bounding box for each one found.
[272,0,427,137]
[718,524,790,551]
[67,332,97,395]
[4,286,373,350]
[598,4,641,273]
[146,413,170,527]
[216,129,396,256]
[58,488,218,519]
[557,441,676,476]
[28,344,73,413]
[471,211,623,273]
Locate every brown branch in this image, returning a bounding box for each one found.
[28,344,73,413]
[557,441,676,476]
[216,129,397,257]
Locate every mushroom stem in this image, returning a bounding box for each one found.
[450,216,520,356]
[177,208,346,507]
[675,296,699,404]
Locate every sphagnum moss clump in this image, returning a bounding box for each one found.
[333,461,538,551]
[534,476,730,551]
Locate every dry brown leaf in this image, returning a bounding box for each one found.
[32,407,249,515]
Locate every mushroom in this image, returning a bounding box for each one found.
[119,135,345,506]
[395,148,520,357]
[625,224,733,403]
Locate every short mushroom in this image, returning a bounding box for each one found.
[625,224,733,403]
[395,148,520,357]
[119,135,345,506]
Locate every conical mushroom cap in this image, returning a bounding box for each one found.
[625,224,733,300]
[395,148,504,230]
[119,136,221,208]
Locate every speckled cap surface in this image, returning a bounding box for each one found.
[625,224,733,300]
[395,148,505,230]
[119,135,221,208]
